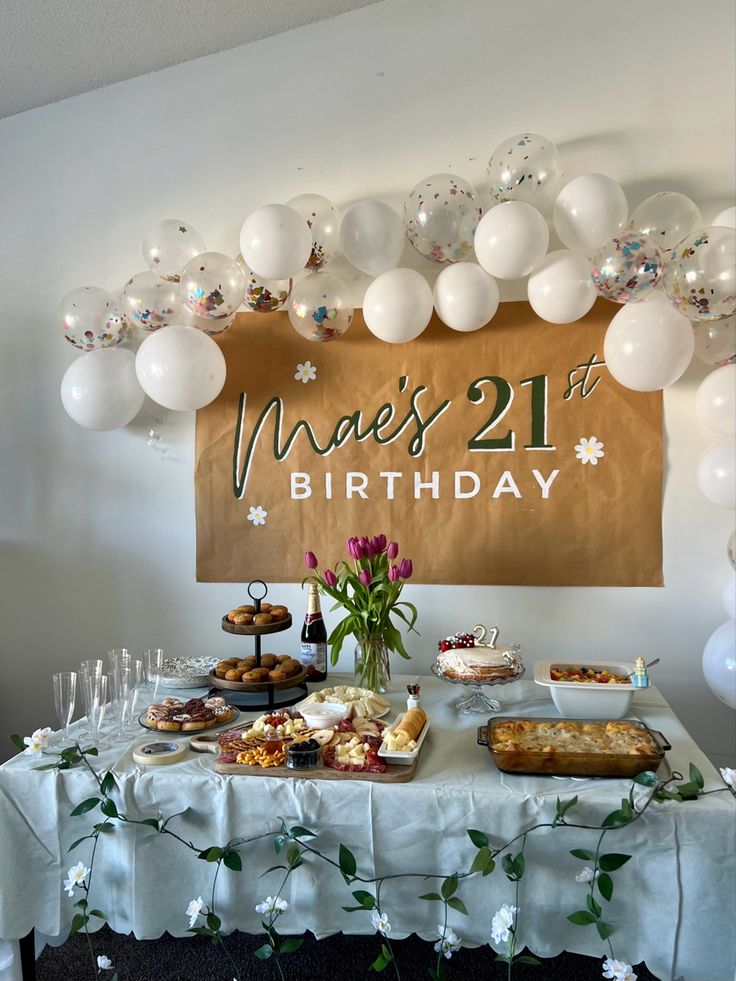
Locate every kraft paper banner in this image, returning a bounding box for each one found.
[195,300,663,586]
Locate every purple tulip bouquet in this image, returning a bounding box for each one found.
[304,535,418,692]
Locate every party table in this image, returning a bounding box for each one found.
[0,676,733,981]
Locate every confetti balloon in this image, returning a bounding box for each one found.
[474,201,549,280]
[712,206,736,230]
[339,200,405,277]
[486,132,562,211]
[135,325,226,411]
[120,272,180,332]
[61,348,144,431]
[180,305,236,336]
[697,438,736,508]
[604,293,694,391]
[702,619,736,710]
[591,233,664,304]
[553,174,628,255]
[527,250,597,324]
[629,192,702,254]
[433,262,499,332]
[60,286,129,350]
[181,252,245,321]
[694,317,736,366]
[239,204,312,280]
[288,272,353,342]
[665,226,736,321]
[404,174,482,263]
[142,220,206,282]
[286,193,340,270]
[695,364,736,436]
[363,268,433,343]
[235,254,292,313]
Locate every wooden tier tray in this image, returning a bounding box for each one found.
[221,614,292,636]
[190,730,418,782]
[208,666,307,693]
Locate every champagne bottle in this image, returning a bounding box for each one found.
[300,583,328,682]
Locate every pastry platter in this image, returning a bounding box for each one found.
[138,695,240,734]
[221,614,293,636]
[208,665,307,693]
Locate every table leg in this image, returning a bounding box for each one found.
[18,931,35,981]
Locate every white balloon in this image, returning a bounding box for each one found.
[694,316,736,366]
[724,574,736,620]
[474,201,549,280]
[629,191,702,253]
[553,174,628,255]
[135,325,226,411]
[362,269,433,344]
[61,348,144,431]
[433,262,499,332]
[702,619,736,709]
[239,204,312,280]
[603,293,694,391]
[695,364,736,435]
[527,249,596,323]
[697,439,736,508]
[712,206,736,229]
[339,200,405,277]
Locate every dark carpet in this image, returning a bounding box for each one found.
[36,926,663,980]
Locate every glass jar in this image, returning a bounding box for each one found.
[354,636,391,693]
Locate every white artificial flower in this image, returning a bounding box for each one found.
[294,361,317,384]
[255,896,288,917]
[185,896,205,928]
[575,436,605,466]
[720,766,736,791]
[433,925,461,959]
[246,505,267,527]
[602,957,638,981]
[63,862,90,897]
[371,910,391,935]
[490,904,518,945]
[575,866,600,883]
[23,726,53,758]
[96,954,114,970]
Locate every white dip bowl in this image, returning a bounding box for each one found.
[298,702,348,729]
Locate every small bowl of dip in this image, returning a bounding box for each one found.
[298,702,347,729]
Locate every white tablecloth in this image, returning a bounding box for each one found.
[0,676,734,981]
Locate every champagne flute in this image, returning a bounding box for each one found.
[107,649,130,727]
[143,649,164,703]
[114,666,132,740]
[53,672,77,745]
[87,675,108,748]
[126,660,145,733]
[79,660,104,737]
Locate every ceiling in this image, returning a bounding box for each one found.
[0,0,381,119]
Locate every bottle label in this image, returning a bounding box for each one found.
[300,641,327,673]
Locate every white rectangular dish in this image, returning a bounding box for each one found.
[377,712,431,765]
[533,659,636,719]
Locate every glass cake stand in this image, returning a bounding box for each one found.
[431,656,525,714]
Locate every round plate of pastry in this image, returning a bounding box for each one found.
[209,654,306,691]
[221,603,292,635]
[139,696,239,733]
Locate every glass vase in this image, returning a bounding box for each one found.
[354,637,391,693]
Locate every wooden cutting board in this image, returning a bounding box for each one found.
[191,729,419,783]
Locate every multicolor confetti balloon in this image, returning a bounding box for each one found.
[694,316,736,366]
[142,220,206,282]
[629,192,702,254]
[591,233,664,304]
[486,132,562,211]
[404,173,482,264]
[180,252,245,320]
[235,254,292,313]
[286,193,340,270]
[60,286,129,350]
[288,272,353,342]
[664,226,736,321]
[120,271,180,332]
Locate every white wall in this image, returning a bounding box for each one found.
[1,0,734,764]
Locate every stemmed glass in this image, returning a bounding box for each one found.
[83,675,109,748]
[113,666,133,739]
[143,649,164,704]
[79,660,104,738]
[107,649,130,730]
[53,672,77,745]
[126,660,145,733]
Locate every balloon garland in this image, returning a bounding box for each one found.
[56,131,736,709]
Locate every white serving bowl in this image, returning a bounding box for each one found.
[298,701,348,729]
[533,659,637,719]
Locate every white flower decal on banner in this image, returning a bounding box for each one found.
[294,360,317,384]
[575,436,605,465]
[246,505,268,526]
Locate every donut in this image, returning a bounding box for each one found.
[157,720,181,731]
[225,669,241,681]
[253,613,273,625]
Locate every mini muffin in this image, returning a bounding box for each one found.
[276,654,291,663]
[236,660,251,671]
[281,660,301,676]
[252,667,271,678]
[259,603,272,612]
[242,656,257,668]
[224,657,240,666]
[233,613,253,625]
[260,654,277,668]
[225,669,242,681]
[270,606,288,620]
[239,604,256,614]
[242,670,263,683]
[253,613,273,625]
[215,661,230,677]
[269,669,287,682]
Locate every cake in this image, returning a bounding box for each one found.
[436,628,523,681]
